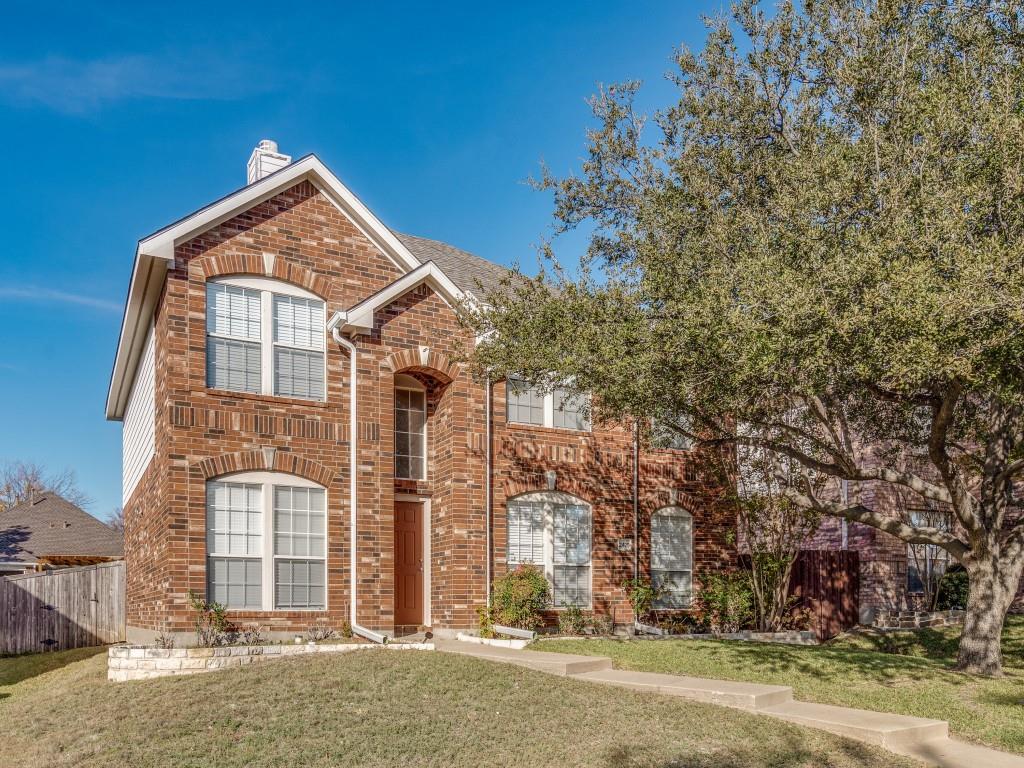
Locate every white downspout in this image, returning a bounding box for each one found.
[331,323,387,645]
[484,375,493,607]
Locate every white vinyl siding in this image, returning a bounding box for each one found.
[122,321,155,504]
[205,472,326,611]
[205,278,325,401]
[506,378,591,432]
[651,507,693,608]
[506,492,592,608]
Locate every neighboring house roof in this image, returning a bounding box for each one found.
[0,494,123,565]
[395,233,511,298]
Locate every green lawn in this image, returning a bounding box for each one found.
[0,647,917,768]
[537,615,1024,755]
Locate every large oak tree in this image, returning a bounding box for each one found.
[469,0,1024,675]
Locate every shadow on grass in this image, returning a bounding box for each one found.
[0,646,106,691]
[602,729,905,767]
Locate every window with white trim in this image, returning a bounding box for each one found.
[206,277,325,400]
[651,507,693,608]
[506,378,591,432]
[394,375,427,480]
[506,492,591,607]
[206,472,327,611]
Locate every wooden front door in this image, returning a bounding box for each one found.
[394,501,424,626]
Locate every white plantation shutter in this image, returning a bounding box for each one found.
[507,500,544,565]
[206,283,262,393]
[652,508,693,608]
[208,338,262,393]
[553,504,591,607]
[207,283,261,339]
[273,486,326,609]
[273,295,324,348]
[206,481,263,609]
[273,294,325,399]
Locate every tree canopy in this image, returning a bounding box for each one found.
[468,0,1024,675]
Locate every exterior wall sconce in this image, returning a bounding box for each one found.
[668,488,679,506]
[545,470,557,491]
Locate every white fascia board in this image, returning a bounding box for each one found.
[328,261,467,336]
[106,154,424,420]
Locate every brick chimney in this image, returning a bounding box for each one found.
[246,139,291,184]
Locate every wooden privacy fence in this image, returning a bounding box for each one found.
[0,561,125,655]
[789,550,860,641]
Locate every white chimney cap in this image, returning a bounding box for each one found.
[247,139,291,184]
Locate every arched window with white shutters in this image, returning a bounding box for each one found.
[506,491,592,608]
[651,507,693,608]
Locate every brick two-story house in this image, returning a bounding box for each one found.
[106,141,735,643]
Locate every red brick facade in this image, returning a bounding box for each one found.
[120,179,735,640]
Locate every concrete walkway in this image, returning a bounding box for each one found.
[435,638,1024,768]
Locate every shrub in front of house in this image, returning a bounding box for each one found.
[695,571,754,633]
[557,606,587,635]
[491,565,550,630]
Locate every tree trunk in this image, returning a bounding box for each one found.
[956,558,1014,677]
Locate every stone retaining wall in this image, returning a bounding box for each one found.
[108,642,434,682]
[872,609,965,630]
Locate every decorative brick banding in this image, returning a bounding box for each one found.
[873,609,965,630]
[107,642,434,682]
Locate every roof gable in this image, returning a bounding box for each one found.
[327,261,469,335]
[107,154,429,419]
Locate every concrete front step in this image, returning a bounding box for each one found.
[897,735,1024,768]
[436,639,611,676]
[761,700,948,749]
[574,668,793,710]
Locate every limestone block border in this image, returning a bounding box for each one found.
[108,642,434,682]
[455,632,530,650]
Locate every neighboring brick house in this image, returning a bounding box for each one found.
[0,493,123,575]
[106,141,735,643]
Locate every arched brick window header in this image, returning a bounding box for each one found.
[192,253,330,300]
[501,476,596,501]
[385,348,461,385]
[195,449,335,487]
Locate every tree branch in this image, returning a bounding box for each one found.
[783,484,969,560]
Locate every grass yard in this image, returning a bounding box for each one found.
[537,615,1024,755]
[0,647,918,768]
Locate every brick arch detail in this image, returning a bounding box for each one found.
[384,347,461,385]
[192,253,331,299]
[501,477,596,504]
[195,449,335,487]
[641,488,705,517]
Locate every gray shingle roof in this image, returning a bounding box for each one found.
[395,233,511,298]
[0,494,123,563]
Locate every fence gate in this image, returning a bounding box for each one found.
[790,550,860,641]
[0,561,126,655]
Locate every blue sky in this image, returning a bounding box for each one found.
[0,1,719,519]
